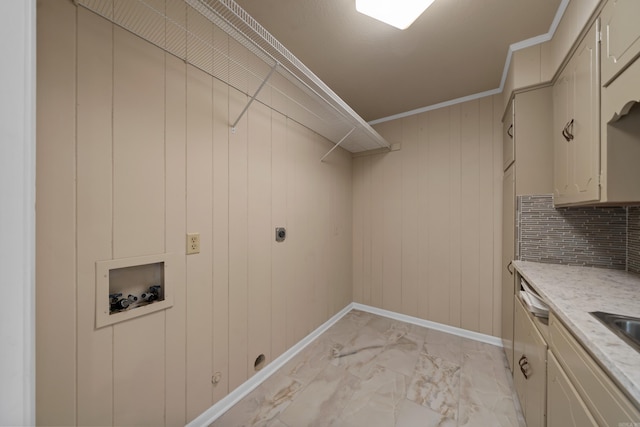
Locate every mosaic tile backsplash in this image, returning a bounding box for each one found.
[629,207,640,273]
[517,195,640,272]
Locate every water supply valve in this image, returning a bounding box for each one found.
[109,293,130,313]
[141,285,161,303]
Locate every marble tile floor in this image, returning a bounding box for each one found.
[211,310,526,427]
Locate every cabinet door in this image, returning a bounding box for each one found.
[501,166,515,372]
[547,351,598,427]
[601,0,640,86]
[514,87,554,196]
[553,21,600,205]
[553,71,571,200]
[570,23,600,202]
[514,297,548,427]
[513,297,528,411]
[524,314,548,427]
[503,99,515,171]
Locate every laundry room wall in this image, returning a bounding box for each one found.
[36,1,353,425]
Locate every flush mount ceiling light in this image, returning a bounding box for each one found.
[356,0,436,30]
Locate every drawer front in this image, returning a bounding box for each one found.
[549,313,640,426]
[547,350,598,427]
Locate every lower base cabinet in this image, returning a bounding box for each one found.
[514,296,547,427]
[547,350,598,427]
[549,314,640,426]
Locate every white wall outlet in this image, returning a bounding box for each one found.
[186,233,200,255]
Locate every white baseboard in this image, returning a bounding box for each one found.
[186,303,353,427]
[187,302,503,426]
[351,303,503,348]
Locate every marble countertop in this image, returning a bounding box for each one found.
[513,260,640,407]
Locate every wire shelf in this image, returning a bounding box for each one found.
[76,0,390,154]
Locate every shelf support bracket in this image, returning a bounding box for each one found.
[231,62,278,133]
[320,127,355,162]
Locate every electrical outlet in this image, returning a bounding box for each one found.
[186,233,200,255]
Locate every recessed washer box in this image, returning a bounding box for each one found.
[95,253,176,328]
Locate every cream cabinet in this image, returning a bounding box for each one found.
[547,350,598,427]
[553,20,600,206]
[549,314,640,426]
[599,54,640,203]
[501,165,515,371]
[600,0,640,86]
[553,3,640,206]
[514,296,547,427]
[501,88,553,373]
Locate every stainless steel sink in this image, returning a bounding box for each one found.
[591,311,640,352]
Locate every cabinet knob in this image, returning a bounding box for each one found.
[507,124,514,138]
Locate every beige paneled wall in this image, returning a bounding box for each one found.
[353,95,503,336]
[36,1,352,425]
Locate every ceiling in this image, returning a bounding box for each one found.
[234,0,563,122]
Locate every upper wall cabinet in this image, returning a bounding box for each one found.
[600,0,640,87]
[553,21,600,206]
[599,54,640,203]
[552,1,640,207]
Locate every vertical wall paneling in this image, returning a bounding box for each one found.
[373,120,403,314]
[185,64,214,419]
[247,101,273,373]
[313,133,329,329]
[357,98,502,337]
[352,157,364,304]
[270,111,288,360]
[477,96,496,334]
[76,7,114,425]
[113,314,166,425]
[112,28,165,258]
[426,107,452,326]
[283,121,304,346]
[164,53,187,425]
[39,2,356,424]
[459,102,482,332]
[382,149,403,313]
[447,104,463,327]
[492,95,504,336]
[370,154,385,309]
[228,86,249,389]
[284,120,300,348]
[362,156,373,306]
[298,126,318,338]
[331,149,353,314]
[112,27,167,426]
[416,113,430,321]
[212,78,230,403]
[309,128,321,334]
[401,116,419,317]
[35,0,77,424]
